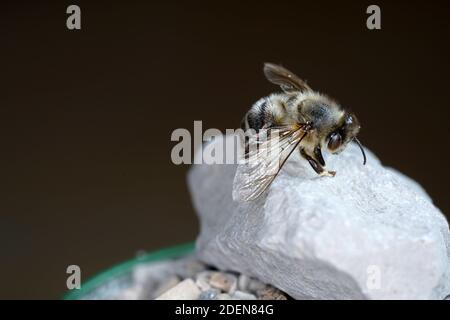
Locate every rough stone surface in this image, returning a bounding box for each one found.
[188,134,450,300]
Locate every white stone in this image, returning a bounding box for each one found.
[199,288,220,300]
[237,274,250,291]
[188,134,450,300]
[195,277,211,291]
[232,290,257,300]
[217,293,232,300]
[156,279,201,300]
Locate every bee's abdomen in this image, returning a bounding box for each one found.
[241,98,271,132]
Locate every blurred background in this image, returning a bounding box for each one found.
[1,0,449,299]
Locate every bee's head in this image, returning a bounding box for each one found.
[326,113,366,164]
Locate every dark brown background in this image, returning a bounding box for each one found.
[1,0,449,299]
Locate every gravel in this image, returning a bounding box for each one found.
[84,255,291,300]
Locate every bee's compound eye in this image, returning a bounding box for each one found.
[328,132,342,150]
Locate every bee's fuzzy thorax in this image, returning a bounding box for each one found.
[285,91,345,128]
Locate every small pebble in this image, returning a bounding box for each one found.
[195,277,211,291]
[232,290,257,300]
[257,286,288,300]
[199,288,220,300]
[217,293,232,300]
[209,272,237,293]
[248,278,266,293]
[237,274,250,291]
[156,279,201,300]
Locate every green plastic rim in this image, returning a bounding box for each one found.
[63,242,195,300]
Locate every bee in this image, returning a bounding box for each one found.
[233,63,366,201]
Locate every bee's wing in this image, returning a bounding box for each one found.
[263,63,312,93]
[232,126,307,202]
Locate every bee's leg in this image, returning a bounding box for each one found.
[314,145,325,167]
[300,148,336,177]
[320,170,336,177]
[300,148,323,174]
[313,146,335,176]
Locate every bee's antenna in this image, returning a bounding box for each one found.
[353,137,367,165]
